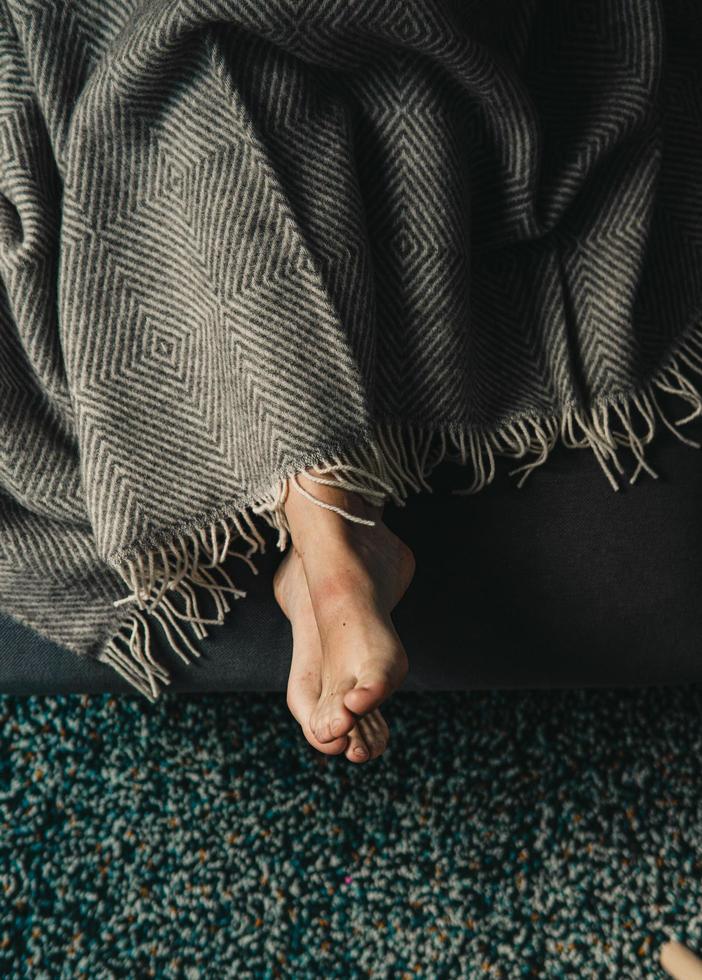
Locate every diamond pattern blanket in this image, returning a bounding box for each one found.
[1,0,702,699]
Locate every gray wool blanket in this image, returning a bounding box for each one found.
[2,0,702,700]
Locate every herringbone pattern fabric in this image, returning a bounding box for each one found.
[2,0,702,699]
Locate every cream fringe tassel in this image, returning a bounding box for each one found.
[98,328,702,702]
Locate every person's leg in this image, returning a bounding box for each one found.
[273,468,415,762]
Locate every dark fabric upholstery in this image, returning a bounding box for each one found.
[2,387,702,695]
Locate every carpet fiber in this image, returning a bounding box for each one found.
[2,687,702,978]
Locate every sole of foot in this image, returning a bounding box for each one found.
[275,546,392,762]
[275,469,416,758]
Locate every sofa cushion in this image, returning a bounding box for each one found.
[2,399,702,694]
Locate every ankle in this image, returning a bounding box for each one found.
[283,469,383,541]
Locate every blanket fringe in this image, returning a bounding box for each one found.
[98,327,702,702]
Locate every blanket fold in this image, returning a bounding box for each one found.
[2,0,702,700]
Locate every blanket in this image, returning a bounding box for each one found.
[2,0,702,700]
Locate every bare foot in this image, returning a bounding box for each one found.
[277,467,415,749]
[274,545,390,763]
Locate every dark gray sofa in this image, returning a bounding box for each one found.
[3,396,702,696]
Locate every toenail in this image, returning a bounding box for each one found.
[331,718,343,734]
[354,746,367,756]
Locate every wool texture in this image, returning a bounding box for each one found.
[1,0,702,700]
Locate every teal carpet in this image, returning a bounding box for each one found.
[1,687,702,978]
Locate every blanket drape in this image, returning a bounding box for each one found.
[2,0,702,700]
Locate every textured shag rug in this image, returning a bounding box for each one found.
[1,687,701,978]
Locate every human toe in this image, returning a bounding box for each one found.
[357,710,390,760]
[343,673,397,718]
[344,726,370,764]
[310,693,356,743]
